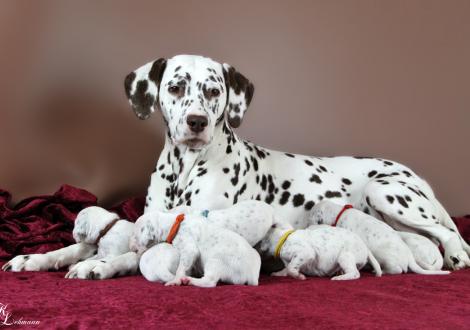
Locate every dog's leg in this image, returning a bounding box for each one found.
[362,179,470,270]
[364,178,470,269]
[183,274,219,288]
[87,252,140,280]
[2,243,97,272]
[165,241,200,286]
[271,268,289,277]
[331,252,361,280]
[283,253,310,280]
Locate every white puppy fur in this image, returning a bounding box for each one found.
[398,231,443,271]
[258,221,382,280]
[139,243,180,282]
[136,200,274,283]
[131,211,261,287]
[2,206,139,279]
[308,200,449,275]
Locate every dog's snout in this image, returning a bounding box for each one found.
[187,115,208,133]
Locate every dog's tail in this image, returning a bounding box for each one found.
[407,252,450,275]
[367,251,382,277]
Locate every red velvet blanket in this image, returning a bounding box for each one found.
[1,185,470,329]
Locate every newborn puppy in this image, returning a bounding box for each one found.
[136,200,275,283]
[258,221,382,280]
[131,211,261,287]
[309,200,449,275]
[398,231,443,271]
[66,206,139,279]
[139,243,180,282]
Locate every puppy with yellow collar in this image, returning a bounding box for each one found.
[258,221,382,280]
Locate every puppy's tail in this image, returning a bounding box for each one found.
[367,251,382,277]
[407,252,449,275]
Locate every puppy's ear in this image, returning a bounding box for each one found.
[124,58,167,120]
[222,63,254,128]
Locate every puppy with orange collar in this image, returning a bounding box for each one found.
[131,210,261,287]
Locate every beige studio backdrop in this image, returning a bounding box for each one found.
[0,0,469,215]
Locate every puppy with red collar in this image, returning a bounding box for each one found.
[308,200,450,275]
[131,210,261,287]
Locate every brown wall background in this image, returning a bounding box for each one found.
[1,0,469,215]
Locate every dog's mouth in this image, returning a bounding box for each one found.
[182,138,208,149]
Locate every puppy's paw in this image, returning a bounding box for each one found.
[165,277,183,286]
[270,268,288,277]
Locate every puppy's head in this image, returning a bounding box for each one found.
[73,207,120,244]
[257,220,292,258]
[130,212,163,254]
[124,54,254,150]
[308,200,340,226]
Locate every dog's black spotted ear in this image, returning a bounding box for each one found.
[124,58,167,120]
[222,63,254,128]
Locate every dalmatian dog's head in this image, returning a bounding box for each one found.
[130,212,164,254]
[124,55,254,149]
[73,206,120,244]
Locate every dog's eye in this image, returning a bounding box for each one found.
[210,88,220,97]
[168,85,181,95]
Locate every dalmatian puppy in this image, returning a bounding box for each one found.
[258,221,382,280]
[139,243,180,283]
[131,211,261,287]
[308,200,449,275]
[398,231,443,271]
[2,207,139,280]
[135,200,275,283]
[6,54,469,278]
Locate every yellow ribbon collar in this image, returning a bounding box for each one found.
[274,229,295,258]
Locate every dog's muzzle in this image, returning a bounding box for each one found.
[186,115,208,134]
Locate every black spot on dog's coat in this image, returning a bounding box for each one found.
[325,191,342,198]
[292,194,305,207]
[310,174,322,184]
[342,178,352,185]
[279,191,290,205]
[368,170,377,178]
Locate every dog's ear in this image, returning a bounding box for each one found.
[124,58,167,120]
[222,63,254,128]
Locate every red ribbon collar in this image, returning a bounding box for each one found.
[333,204,354,227]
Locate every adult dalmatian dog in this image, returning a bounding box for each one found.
[4,54,470,277]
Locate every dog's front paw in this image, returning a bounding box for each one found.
[65,260,100,279]
[87,263,118,280]
[2,254,51,272]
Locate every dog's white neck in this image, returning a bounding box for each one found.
[162,121,240,203]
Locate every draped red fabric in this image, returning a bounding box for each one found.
[1,185,469,328]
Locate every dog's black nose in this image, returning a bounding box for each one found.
[186,115,208,133]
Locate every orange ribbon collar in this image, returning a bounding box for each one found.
[166,214,185,244]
